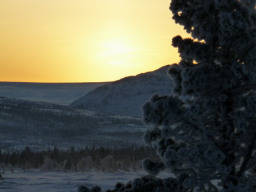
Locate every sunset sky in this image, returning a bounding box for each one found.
[0,0,187,83]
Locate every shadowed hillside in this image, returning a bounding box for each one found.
[70,65,172,117]
[0,97,146,150]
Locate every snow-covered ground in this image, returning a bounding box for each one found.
[0,96,146,150]
[0,169,151,192]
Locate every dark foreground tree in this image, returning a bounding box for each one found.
[79,0,256,191]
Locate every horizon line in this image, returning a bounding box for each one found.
[0,81,110,84]
[0,64,171,84]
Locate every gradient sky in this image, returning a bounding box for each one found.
[0,0,187,83]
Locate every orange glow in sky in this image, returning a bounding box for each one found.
[0,0,187,82]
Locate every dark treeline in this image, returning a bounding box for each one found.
[0,146,158,172]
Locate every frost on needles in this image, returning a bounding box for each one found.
[79,0,256,191]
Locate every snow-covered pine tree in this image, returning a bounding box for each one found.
[143,0,256,191]
[79,0,256,191]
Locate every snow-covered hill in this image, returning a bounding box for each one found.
[0,97,146,150]
[0,66,173,150]
[0,82,106,105]
[70,65,173,117]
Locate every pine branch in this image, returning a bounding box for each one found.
[229,85,256,94]
[240,42,256,62]
[237,130,256,177]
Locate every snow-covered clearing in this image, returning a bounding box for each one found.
[0,169,151,192]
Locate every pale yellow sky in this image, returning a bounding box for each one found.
[0,0,187,82]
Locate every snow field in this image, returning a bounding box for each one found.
[0,169,149,192]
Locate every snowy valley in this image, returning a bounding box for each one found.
[0,66,172,192]
[0,66,172,150]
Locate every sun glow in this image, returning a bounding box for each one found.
[97,39,134,66]
[0,0,187,83]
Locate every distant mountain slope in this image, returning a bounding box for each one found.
[0,82,106,105]
[0,96,146,150]
[70,65,173,117]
